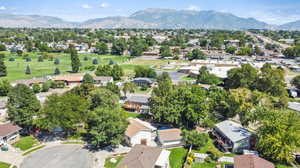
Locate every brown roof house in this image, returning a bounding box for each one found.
[125,118,156,147]
[53,74,83,86]
[93,76,113,86]
[234,155,275,168]
[0,123,22,144]
[117,145,170,168]
[157,128,184,148]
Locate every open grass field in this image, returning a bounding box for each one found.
[13,136,39,151]
[0,52,130,82]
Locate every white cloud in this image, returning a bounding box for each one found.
[186,5,200,11]
[82,4,92,9]
[99,2,110,8]
[0,6,6,10]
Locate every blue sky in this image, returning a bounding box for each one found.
[0,0,299,25]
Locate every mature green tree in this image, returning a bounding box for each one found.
[291,75,300,90]
[225,64,258,89]
[208,87,232,120]
[111,38,127,55]
[7,84,41,128]
[111,64,124,80]
[70,48,80,73]
[237,47,253,56]
[225,47,237,54]
[122,82,136,98]
[134,66,157,78]
[89,88,119,110]
[95,42,108,55]
[95,65,112,76]
[32,83,41,93]
[0,80,11,96]
[197,66,222,85]
[186,49,207,61]
[0,44,6,51]
[87,107,128,147]
[182,130,209,149]
[25,65,31,75]
[255,64,287,97]
[41,81,51,92]
[82,73,94,85]
[160,46,172,58]
[257,109,300,163]
[104,82,120,97]
[0,54,7,77]
[150,81,209,128]
[36,93,89,133]
[54,58,60,65]
[54,67,60,75]
[283,46,300,59]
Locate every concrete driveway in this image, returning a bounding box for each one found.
[21,145,93,168]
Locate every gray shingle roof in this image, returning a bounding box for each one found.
[215,120,252,143]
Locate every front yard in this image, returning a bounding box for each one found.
[169,148,188,168]
[13,136,39,151]
[104,156,124,168]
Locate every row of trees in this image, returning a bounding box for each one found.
[7,83,128,147]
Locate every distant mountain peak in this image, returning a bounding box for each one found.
[0,9,299,30]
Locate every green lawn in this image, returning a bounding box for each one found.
[13,136,39,151]
[104,156,124,168]
[275,163,293,168]
[125,111,141,118]
[169,148,188,168]
[192,162,232,168]
[0,162,10,168]
[22,145,46,156]
[0,52,130,82]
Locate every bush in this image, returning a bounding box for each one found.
[207,146,222,161]
[92,58,99,65]
[54,68,60,75]
[182,130,209,150]
[25,57,32,62]
[83,56,89,61]
[32,83,41,93]
[37,56,44,62]
[84,65,96,71]
[9,57,15,61]
[41,82,51,92]
[54,58,60,65]
[50,81,65,89]
[140,84,148,91]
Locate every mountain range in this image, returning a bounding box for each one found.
[0,8,299,30]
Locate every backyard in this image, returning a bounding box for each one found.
[169,148,188,168]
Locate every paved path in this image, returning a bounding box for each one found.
[21,144,92,168]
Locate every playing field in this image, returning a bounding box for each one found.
[0,52,130,82]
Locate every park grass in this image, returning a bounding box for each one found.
[104,156,124,168]
[0,162,11,168]
[169,148,188,168]
[13,136,39,151]
[0,52,130,82]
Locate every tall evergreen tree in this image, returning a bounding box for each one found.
[25,65,31,75]
[0,54,7,77]
[70,48,80,73]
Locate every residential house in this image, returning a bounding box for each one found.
[117,145,171,168]
[123,95,150,113]
[212,120,254,153]
[93,76,113,86]
[53,74,83,86]
[11,78,48,87]
[157,128,183,148]
[132,78,156,87]
[233,155,275,168]
[0,123,22,144]
[125,118,156,147]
